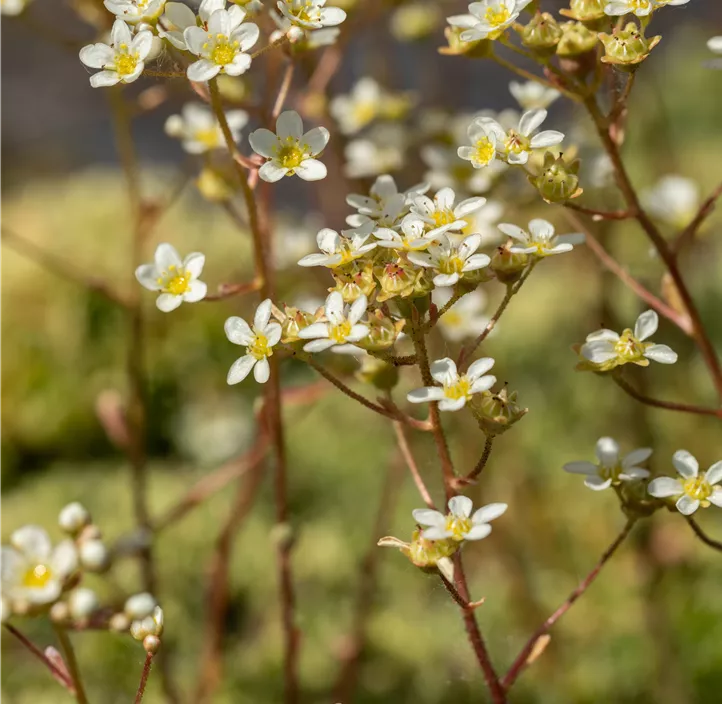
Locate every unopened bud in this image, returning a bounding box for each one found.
[58,503,91,535]
[520,13,562,53]
[124,593,157,621]
[559,0,606,25]
[469,388,528,435]
[143,635,162,654]
[556,21,598,58]
[490,244,529,284]
[79,539,110,572]
[599,23,661,70]
[68,588,99,621]
[530,152,582,203]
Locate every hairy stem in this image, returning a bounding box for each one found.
[53,627,88,704]
[134,652,154,704]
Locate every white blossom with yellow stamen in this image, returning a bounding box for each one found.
[298,291,369,352]
[165,103,248,154]
[648,450,722,515]
[454,0,534,42]
[457,117,505,170]
[410,187,487,233]
[277,0,346,29]
[374,215,453,252]
[79,20,154,87]
[297,223,376,268]
[136,244,207,312]
[563,437,651,491]
[225,299,282,384]
[407,357,496,411]
[104,0,166,24]
[500,218,582,258]
[250,111,330,182]
[413,496,507,541]
[496,109,564,165]
[408,233,491,287]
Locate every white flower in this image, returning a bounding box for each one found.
[79,20,154,88]
[709,36,722,54]
[135,243,207,312]
[648,450,722,515]
[298,291,369,353]
[249,110,330,182]
[641,175,700,229]
[78,539,110,572]
[456,0,534,41]
[413,496,507,541]
[297,224,376,268]
[277,0,346,29]
[125,592,157,620]
[346,174,427,230]
[408,233,491,287]
[225,299,282,384]
[410,187,487,234]
[344,124,407,178]
[499,218,581,258]
[58,503,91,534]
[157,0,200,50]
[407,357,496,411]
[509,81,560,111]
[457,117,505,170]
[497,109,564,165]
[604,0,651,15]
[131,605,164,640]
[184,6,259,81]
[1,526,78,608]
[330,78,385,135]
[580,310,678,368]
[564,437,651,491]
[165,103,248,154]
[68,588,99,620]
[269,8,340,47]
[433,288,490,342]
[104,0,166,24]
[1,0,31,15]
[422,144,500,194]
[374,215,453,252]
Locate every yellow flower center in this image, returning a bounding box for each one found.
[22,564,53,589]
[194,127,221,149]
[158,265,192,296]
[248,333,272,360]
[683,476,712,504]
[351,101,378,128]
[114,47,139,76]
[504,130,531,155]
[276,139,305,170]
[614,329,647,363]
[432,209,456,227]
[631,0,651,9]
[444,377,471,401]
[484,5,511,27]
[473,137,495,166]
[442,310,463,328]
[207,35,239,66]
[598,462,624,485]
[445,514,472,541]
[439,255,465,275]
[329,320,352,343]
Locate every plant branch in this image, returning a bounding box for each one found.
[134,652,154,704]
[685,516,722,552]
[272,61,296,121]
[53,626,88,704]
[612,375,722,418]
[4,624,74,692]
[392,414,436,510]
[671,179,722,256]
[466,435,495,482]
[502,519,636,690]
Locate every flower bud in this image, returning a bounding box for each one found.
[529,152,583,203]
[559,0,606,26]
[469,388,528,435]
[68,588,99,621]
[109,612,131,632]
[49,602,70,624]
[490,244,529,284]
[556,21,598,57]
[374,260,429,302]
[330,262,376,303]
[124,593,157,621]
[355,355,399,390]
[356,309,405,352]
[277,305,319,343]
[58,502,91,535]
[378,529,459,572]
[520,13,562,53]
[439,27,492,58]
[143,635,162,654]
[599,23,661,69]
[79,539,110,572]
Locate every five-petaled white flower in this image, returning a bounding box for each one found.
[165,103,248,154]
[79,19,153,88]
[509,81,560,111]
[184,6,259,82]
[604,0,654,16]
[277,0,346,29]
[410,187,487,233]
[564,437,651,491]
[135,243,207,312]
[330,77,385,135]
[641,175,700,230]
[225,299,282,384]
[580,310,678,368]
[1,526,78,609]
[456,0,534,42]
[249,110,330,182]
[298,291,369,352]
[433,288,490,342]
[297,224,376,268]
[497,109,564,165]
[413,496,507,541]
[457,117,504,170]
[499,218,581,258]
[408,233,491,287]
[374,215,453,252]
[158,0,208,50]
[407,357,496,411]
[104,0,166,24]
[648,450,722,515]
[346,175,427,230]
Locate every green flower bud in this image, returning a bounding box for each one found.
[439,26,492,58]
[277,305,319,344]
[559,0,607,26]
[377,530,459,572]
[355,355,399,390]
[490,243,529,284]
[356,309,406,352]
[520,12,562,53]
[556,21,598,57]
[331,262,376,303]
[374,259,433,303]
[599,23,661,69]
[530,151,583,203]
[469,388,528,435]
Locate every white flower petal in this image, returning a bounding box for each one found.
[187,58,220,83]
[302,126,330,154]
[303,338,336,353]
[135,264,161,291]
[518,109,546,136]
[622,447,652,468]
[644,344,677,364]
[471,502,507,524]
[227,355,256,384]
[156,293,183,312]
[276,110,303,140]
[529,130,564,148]
[11,526,52,561]
[225,316,253,345]
[448,495,473,518]
[295,158,327,181]
[259,161,288,183]
[634,309,658,341]
[297,322,330,340]
[249,128,278,157]
[704,461,722,486]
[463,524,492,541]
[183,280,207,302]
[406,386,445,404]
[676,494,700,515]
[673,450,698,478]
[254,299,273,329]
[647,476,683,498]
[584,476,613,491]
[563,461,598,476]
[595,437,620,466]
[253,357,270,383]
[50,541,78,579]
[412,509,445,526]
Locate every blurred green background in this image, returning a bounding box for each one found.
[3,5,722,704]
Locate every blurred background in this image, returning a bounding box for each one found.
[3,1,722,702]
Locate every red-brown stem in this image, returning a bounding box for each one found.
[134,652,154,704]
[563,211,692,334]
[466,435,495,482]
[502,519,636,690]
[612,375,722,418]
[272,61,295,121]
[209,77,300,704]
[583,96,722,401]
[392,416,436,510]
[3,624,74,692]
[202,280,262,301]
[672,180,722,256]
[563,203,632,221]
[685,516,722,552]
